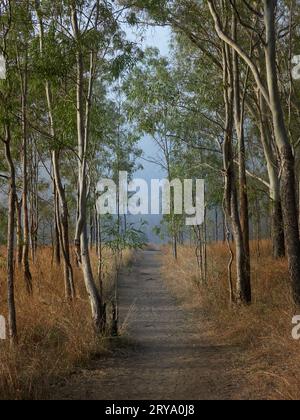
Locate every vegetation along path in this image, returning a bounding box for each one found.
[52,249,246,400]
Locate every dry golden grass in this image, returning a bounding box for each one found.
[0,247,133,400]
[161,241,300,400]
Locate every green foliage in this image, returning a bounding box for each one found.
[102,217,147,252]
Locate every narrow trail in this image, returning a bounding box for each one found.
[53,249,244,400]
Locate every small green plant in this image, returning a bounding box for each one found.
[101,217,147,335]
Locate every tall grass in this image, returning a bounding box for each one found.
[161,241,300,400]
[0,247,133,400]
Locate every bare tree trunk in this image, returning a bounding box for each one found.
[30,138,39,262]
[36,8,75,299]
[4,124,17,344]
[209,0,298,302]
[16,197,23,268]
[223,200,234,305]
[255,195,261,258]
[223,43,251,304]
[54,185,61,265]
[203,205,208,283]
[52,152,75,299]
[172,231,178,260]
[97,213,106,330]
[258,96,285,258]
[264,0,300,304]
[207,0,286,257]
[90,210,94,251]
[232,18,251,288]
[21,49,33,295]
[71,5,105,333]
[271,198,285,258]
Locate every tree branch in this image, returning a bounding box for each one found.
[207,0,271,108]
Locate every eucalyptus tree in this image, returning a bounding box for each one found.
[121,1,252,302]
[16,0,34,294]
[69,0,141,333]
[34,0,76,300]
[122,0,300,305]
[0,0,18,343]
[206,0,300,304]
[0,0,36,295]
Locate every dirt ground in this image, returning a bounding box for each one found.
[51,248,250,400]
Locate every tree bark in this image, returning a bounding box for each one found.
[223,43,251,304]
[258,99,285,258]
[232,16,251,288]
[54,185,61,266]
[71,4,105,333]
[29,139,39,262]
[264,0,300,304]
[52,151,75,300]
[36,7,75,299]
[16,197,23,268]
[208,0,298,301]
[21,48,33,295]
[271,198,285,258]
[4,124,18,344]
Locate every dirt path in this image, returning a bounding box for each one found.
[53,249,244,400]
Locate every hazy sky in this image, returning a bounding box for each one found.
[126,25,172,241]
[128,24,171,180]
